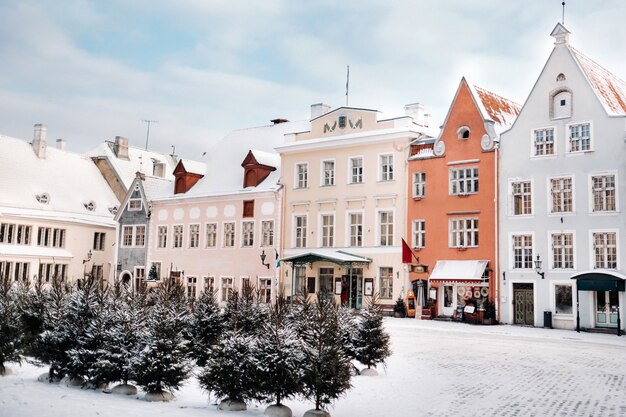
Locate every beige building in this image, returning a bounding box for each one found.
[276,104,435,309]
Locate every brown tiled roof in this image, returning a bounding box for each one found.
[473,85,521,128]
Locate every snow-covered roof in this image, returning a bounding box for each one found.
[470,83,521,133]
[569,46,626,116]
[0,134,119,226]
[157,120,309,200]
[178,159,206,175]
[141,175,172,200]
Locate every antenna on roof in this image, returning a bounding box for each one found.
[345,65,350,106]
[171,145,176,155]
[562,1,565,25]
[142,119,158,150]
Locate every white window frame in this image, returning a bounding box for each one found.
[412,172,426,199]
[134,266,146,280]
[259,277,272,303]
[449,218,479,248]
[412,219,425,249]
[319,212,335,248]
[566,121,592,153]
[188,224,200,249]
[449,167,479,195]
[202,275,215,295]
[172,224,184,249]
[531,126,556,157]
[510,232,534,270]
[321,159,336,187]
[551,280,575,318]
[157,225,168,249]
[379,267,393,300]
[293,214,308,248]
[220,276,234,302]
[509,178,533,216]
[261,220,274,247]
[589,171,618,214]
[348,156,364,184]
[205,222,217,248]
[378,153,394,182]
[547,175,575,215]
[241,220,255,248]
[186,275,198,299]
[93,232,106,251]
[122,225,145,248]
[589,229,619,270]
[223,222,235,248]
[295,162,309,189]
[345,210,364,248]
[376,209,394,247]
[549,230,576,270]
[128,198,143,211]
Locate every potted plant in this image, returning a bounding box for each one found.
[393,297,406,318]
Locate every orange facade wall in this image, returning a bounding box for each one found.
[407,81,498,310]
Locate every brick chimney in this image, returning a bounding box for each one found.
[32,124,47,159]
[114,136,129,160]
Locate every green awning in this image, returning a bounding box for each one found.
[571,271,626,292]
[280,249,371,267]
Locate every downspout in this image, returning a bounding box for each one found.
[494,140,500,322]
[275,183,284,303]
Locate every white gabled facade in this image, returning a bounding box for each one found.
[499,24,626,332]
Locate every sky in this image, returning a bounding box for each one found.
[1,0,625,161]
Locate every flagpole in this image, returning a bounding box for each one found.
[346,65,350,106]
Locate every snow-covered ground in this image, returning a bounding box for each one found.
[2,318,625,417]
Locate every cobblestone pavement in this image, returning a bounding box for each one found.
[374,320,626,417]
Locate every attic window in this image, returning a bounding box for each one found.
[35,193,50,204]
[84,201,96,212]
[108,206,119,215]
[557,73,566,81]
[243,200,254,218]
[550,89,572,119]
[457,126,471,140]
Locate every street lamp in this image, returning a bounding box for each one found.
[260,250,270,269]
[534,255,545,279]
[83,250,92,265]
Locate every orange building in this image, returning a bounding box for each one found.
[406,77,520,319]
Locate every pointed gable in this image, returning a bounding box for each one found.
[241,150,278,188]
[173,160,204,194]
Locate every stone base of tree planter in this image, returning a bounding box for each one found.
[0,367,13,376]
[111,383,138,395]
[83,381,108,391]
[144,390,173,402]
[264,404,293,417]
[303,409,331,417]
[37,373,61,383]
[218,399,247,411]
[61,376,85,388]
[360,368,378,376]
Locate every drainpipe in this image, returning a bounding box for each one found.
[494,140,500,322]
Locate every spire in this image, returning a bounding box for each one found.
[550,22,570,45]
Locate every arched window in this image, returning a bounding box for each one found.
[551,89,572,119]
[244,169,257,188]
[457,126,471,140]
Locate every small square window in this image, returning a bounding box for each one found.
[560,99,566,106]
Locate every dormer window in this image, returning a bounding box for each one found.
[84,201,96,211]
[457,126,471,140]
[128,198,142,211]
[35,193,50,204]
[550,89,572,119]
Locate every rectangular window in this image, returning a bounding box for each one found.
[378,211,394,246]
[554,284,573,315]
[511,180,532,215]
[93,232,105,251]
[157,226,168,248]
[242,221,254,247]
[296,163,308,189]
[205,223,217,248]
[449,218,479,248]
[534,128,555,156]
[349,213,363,247]
[591,174,616,212]
[223,222,235,248]
[319,267,334,294]
[260,278,272,303]
[413,172,426,198]
[0,223,14,243]
[37,227,50,246]
[412,219,425,248]
[52,228,65,248]
[91,264,103,280]
[0,261,12,280]
[379,267,393,299]
[14,262,29,282]
[123,226,134,246]
[322,160,335,186]
[350,157,363,184]
[512,234,533,269]
[149,262,161,281]
[135,267,145,279]
[243,200,254,218]
[550,177,573,213]
[221,277,233,302]
[203,276,215,294]
[135,225,145,247]
[186,276,197,299]
[38,263,50,282]
[189,224,200,248]
[321,214,334,247]
[261,220,274,247]
[380,154,394,181]
[295,215,307,248]
[173,225,184,248]
[294,266,306,296]
[569,123,591,152]
[450,167,479,195]
[16,225,32,245]
[128,198,142,211]
[552,233,574,269]
[593,232,617,269]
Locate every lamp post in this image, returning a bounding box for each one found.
[534,255,545,279]
[260,250,270,269]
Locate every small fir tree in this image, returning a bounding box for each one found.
[148,264,158,281]
[16,276,47,359]
[0,273,21,375]
[188,288,224,367]
[354,293,391,371]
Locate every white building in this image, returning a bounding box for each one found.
[499,24,626,333]
[0,125,119,285]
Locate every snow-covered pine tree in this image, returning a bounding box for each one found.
[188,288,224,367]
[223,288,268,335]
[256,294,305,416]
[337,306,360,365]
[16,276,47,359]
[0,272,21,375]
[300,293,352,416]
[147,263,158,281]
[354,293,391,375]
[198,329,262,411]
[131,279,191,401]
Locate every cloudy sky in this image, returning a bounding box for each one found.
[1,0,624,160]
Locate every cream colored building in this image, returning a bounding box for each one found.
[276,104,435,308]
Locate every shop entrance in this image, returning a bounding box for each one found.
[513,283,534,325]
[348,268,363,309]
[596,291,619,328]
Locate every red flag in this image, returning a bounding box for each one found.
[402,238,412,264]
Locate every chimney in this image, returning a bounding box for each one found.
[114,136,129,160]
[311,103,331,120]
[404,103,425,126]
[56,138,67,151]
[153,162,166,178]
[424,113,432,128]
[32,123,48,159]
